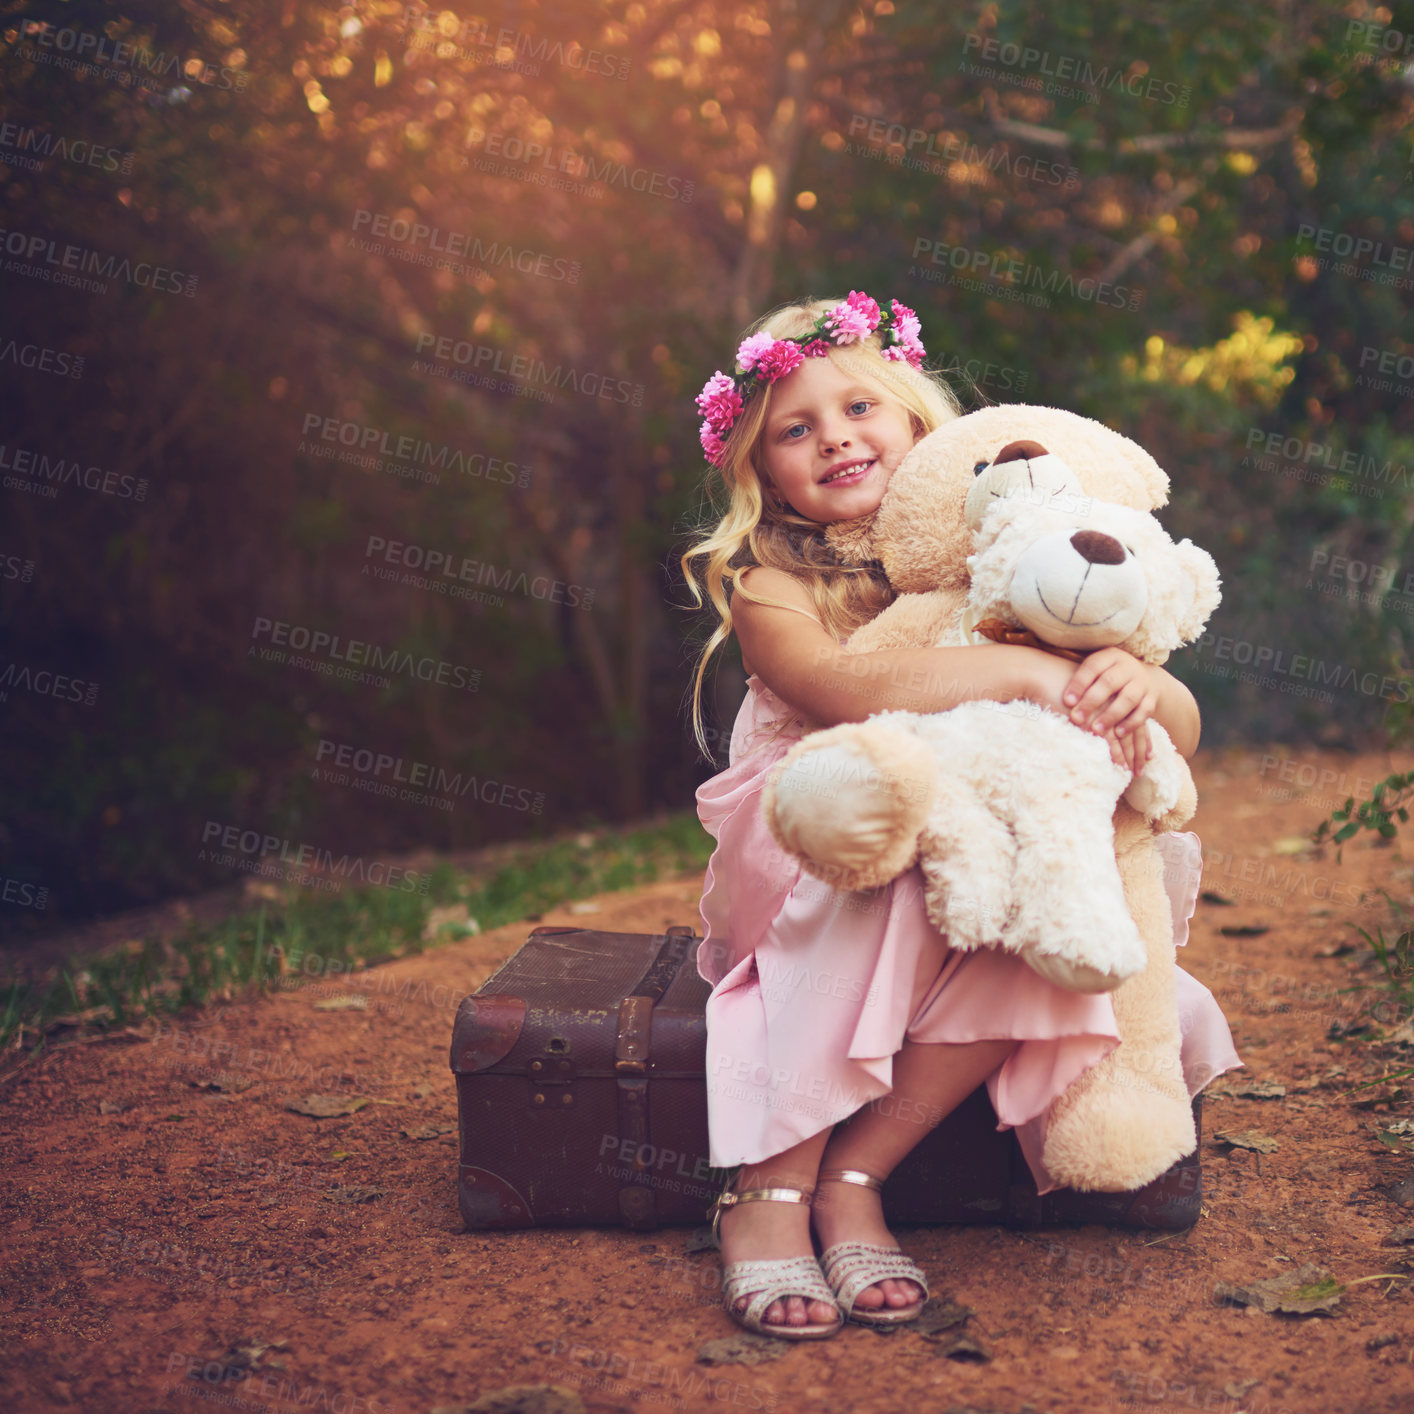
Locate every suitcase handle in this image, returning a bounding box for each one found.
[615,924,698,1229]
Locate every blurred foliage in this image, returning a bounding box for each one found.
[1,0,1413,934]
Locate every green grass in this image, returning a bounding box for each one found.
[0,811,715,1067]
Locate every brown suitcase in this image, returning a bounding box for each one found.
[450,923,1203,1232]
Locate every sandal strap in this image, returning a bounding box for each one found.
[721,1255,840,1331]
[707,1182,813,1249]
[819,1241,929,1318]
[816,1167,886,1191]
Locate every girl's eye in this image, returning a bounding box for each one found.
[783,423,808,440]
[848,399,872,415]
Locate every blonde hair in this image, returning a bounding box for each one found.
[678,296,964,760]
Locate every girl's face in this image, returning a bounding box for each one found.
[757,354,918,524]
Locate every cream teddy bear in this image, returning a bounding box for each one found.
[762,466,1219,993]
[761,406,1222,1192]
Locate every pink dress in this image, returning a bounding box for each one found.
[695,672,1243,1195]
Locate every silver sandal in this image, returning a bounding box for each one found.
[707,1180,843,1341]
[815,1168,929,1326]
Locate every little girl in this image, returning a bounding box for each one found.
[677,293,1243,1341]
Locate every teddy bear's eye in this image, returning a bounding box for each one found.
[973,460,990,476]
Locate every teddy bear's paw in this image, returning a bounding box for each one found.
[1021,950,1129,994]
[1043,1084,1196,1193]
[764,728,934,889]
[1122,726,1187,821]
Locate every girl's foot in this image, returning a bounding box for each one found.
[714,1185,840,1331]
[810,1172,924,1314]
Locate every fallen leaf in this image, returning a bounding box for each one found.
[1214,1129,1280,1153]
[1382,1227,1414,1245]
[568,900,601,915]
[931,1330,990,1361]
[1367,1332,1401,1351]
[1314,939,1356,957]
[401,1124,456,1141]
[190,1073,256,1093]
[432,1386,588,1414]
[1214,1080,1287,1100]
[1201,890,1237,906]
[98,1100,128,1115]
[683,1226,716,1255]
[1214,1262,1343,1315]
[1272,836,1318,855]
[695,1333,789,1366]
[283,1093,369,1118]
[324,1185,386,1204]
[1219,925,1271,937]
[313,995,368,1011]
[1224,1378,1262,1397]
[914,1295,976,1339]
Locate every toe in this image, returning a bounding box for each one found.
[808,1298,839,1326]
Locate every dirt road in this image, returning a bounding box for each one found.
[2,745,1413,1414]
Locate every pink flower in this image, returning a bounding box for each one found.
[695,371,742,430]
[735,332,778,372]
[822,293,876,344]
[801,338,831,357]
[754,340,804,382]
[845,290,882,327]
[700,421,728,465]
[890,300,921,343]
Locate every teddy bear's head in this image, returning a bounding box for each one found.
[964,487,1222,664]
[824,404,1172,594]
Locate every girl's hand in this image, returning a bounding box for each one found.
[1018,649,1149,774]
[1062,647,1159,759]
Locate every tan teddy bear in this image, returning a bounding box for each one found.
[770,405,1218,1193]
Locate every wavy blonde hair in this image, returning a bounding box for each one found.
[679,296,964,760]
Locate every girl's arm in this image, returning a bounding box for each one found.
[733,567,1199,767]
[733,566,1063,723]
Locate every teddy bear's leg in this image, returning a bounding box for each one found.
[761,719,936,892]
[1121,722,1195,828]
[1004,736,1147,988]
[1039,810,1196,1193]
[915,774,1018,953]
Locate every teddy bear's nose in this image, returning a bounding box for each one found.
[1070,529,1127,565]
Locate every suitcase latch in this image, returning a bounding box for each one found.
[528,1054,576,1107]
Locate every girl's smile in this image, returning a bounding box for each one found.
[760,356,917,523]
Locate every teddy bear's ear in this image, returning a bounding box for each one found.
[1171,539,1223,643]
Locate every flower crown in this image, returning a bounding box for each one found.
[694,291,926,467]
